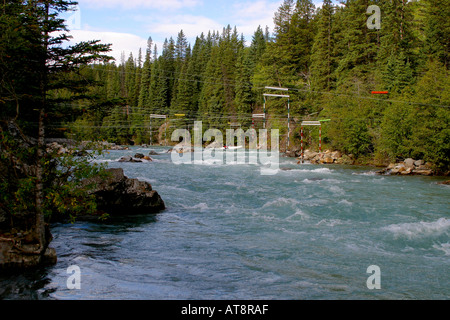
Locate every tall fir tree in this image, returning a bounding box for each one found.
[421,0,449,67]
[138,37,153,108]
[234,46,254,126]
[310,0,335,92]
[333,0,379,88]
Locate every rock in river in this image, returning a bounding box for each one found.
[119,156,139,162]
[83,168,165,216]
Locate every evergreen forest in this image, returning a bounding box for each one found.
[2,0,449,172]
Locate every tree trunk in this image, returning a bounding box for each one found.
[34,108,46,252]
[32,0,50,254]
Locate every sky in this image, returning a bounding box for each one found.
[60,0,289,62]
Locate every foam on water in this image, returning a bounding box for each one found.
[432,242,450,256]
[2,147,449,300]
[383,218,450,239]
[291,167,334,174]
[338,199,353,206]
[352,171,377,176]
[326,185,345,195]
[135,177,157,184]
[286,210,310,221]
[180,202,210,211]
[316,219,345,227]
[262,197,300,209]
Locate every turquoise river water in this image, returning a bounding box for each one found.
[1,147,449,300]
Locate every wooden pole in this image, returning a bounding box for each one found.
[301,126,304,163]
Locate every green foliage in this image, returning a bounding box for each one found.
[0,126,109,228]
[42,144,108,222]
[0,0,114,234]
[421,0,450,67]
[310,0,335,92]
[321,95,375,157]
[3,0,445,174]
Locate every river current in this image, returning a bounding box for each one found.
[1,147,449,300]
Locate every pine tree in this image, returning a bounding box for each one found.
[170,30,190,116]
[149,56,165,114]
[421,0,449,67]
[159,38,176,113]
[182,35,208,119]
[382,51,414,93]
[124,53,136,105]
[248,26,267,69]
[235,46,254,126]
[310,0,335,92]
[138,37,153,108]
[133,48,143,106]
[106,62,120,100]
[198,44,226,128]
[410,60,449,171]
[290,0,316,76]
[255,0,316,91]
[333,0,378,87]
[376,0,417,93]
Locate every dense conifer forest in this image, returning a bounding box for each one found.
[42,0,449,171]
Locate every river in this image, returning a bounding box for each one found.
[1,147,449,300]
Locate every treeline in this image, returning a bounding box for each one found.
[66,26,270,144]
[60,0,448,171]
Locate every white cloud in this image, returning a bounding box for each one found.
[147,15,223,40]
[78,0,202,10]
[144,0,280,47]
[60,0,286,61]
[67,30,161,62]
[230,0,282,42]
[232,0,281,20]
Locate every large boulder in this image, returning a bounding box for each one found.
[299,150,318,161]
[84,168,165,215]
[404,158,415,169]
[0,227,57,271]
[118,156,142,163]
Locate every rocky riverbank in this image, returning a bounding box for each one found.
[0,168,165,270]
[46,140,131,154]
[286,148,441,176]
[375,158,434,176]
[293,149,355,165]
[0,124,165,271]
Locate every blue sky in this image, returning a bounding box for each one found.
[62,0,325,62]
